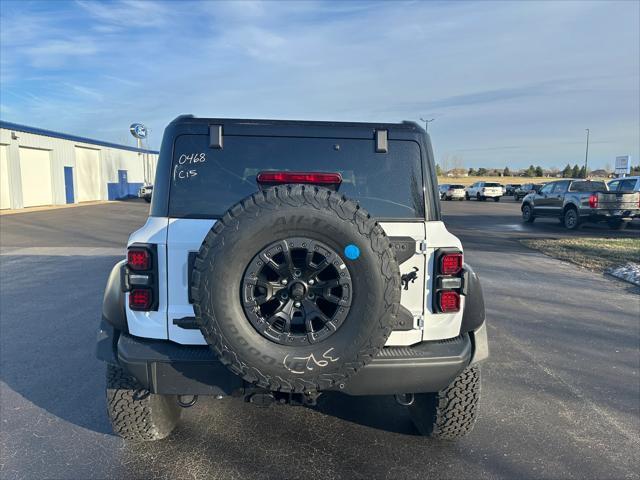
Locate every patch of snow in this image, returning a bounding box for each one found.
[607,262,640,286]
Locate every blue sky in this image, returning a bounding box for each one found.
[1,0,638,171]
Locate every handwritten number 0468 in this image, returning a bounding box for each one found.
[178,153,206,164]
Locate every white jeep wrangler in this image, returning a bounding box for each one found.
[96,116,488,441]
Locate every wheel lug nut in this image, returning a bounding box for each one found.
[294,301,301,308]
[281,279,288,285]
[308,279,315,285]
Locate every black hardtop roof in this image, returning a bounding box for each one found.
[170,114,424,132]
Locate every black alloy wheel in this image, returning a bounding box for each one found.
[564,208,579,230]
[241,237,352,346]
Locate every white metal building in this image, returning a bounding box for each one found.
[0,121,158,210]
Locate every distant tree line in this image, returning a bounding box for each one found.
[435,162,624,178]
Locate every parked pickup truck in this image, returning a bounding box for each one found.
[521,179,640,230]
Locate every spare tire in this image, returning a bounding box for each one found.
[191,185,401,393]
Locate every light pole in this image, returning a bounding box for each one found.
[420,117,435,133]
[584,128,590,177]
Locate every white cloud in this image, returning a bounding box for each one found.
[25,38,99,68]
[76,0,169,28]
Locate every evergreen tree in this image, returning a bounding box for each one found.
[535,166,544,177]
[468,168,476,176]
[562,164,572,178]
[477,167,488,176]
[525,165,536,177]
[503,166,511,176]
[578,165,587,178]
[572,164,580,178]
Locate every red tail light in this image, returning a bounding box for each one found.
[440,253,463,275]
[125,243,158,311]
[589,193,598,209]
[129,289,152,310]
[438,291,460,313]
[128,248,151,271]
[256,171,342,185]
[433,249,464,314]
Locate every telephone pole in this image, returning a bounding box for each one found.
[584,128,590,176]
[420,117,435,133]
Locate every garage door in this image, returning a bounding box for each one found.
[75,147,102,202]
[19,147,53,208]
[1,145,10,209]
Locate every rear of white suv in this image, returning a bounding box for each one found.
[466,181,503,202]
[442,184,466,201]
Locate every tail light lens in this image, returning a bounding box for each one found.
[125,244,158,311]
[128,248,151,271]
[129,289,153,310]
[589,193,598,208]
[257,171,342,186]
[433,249,464,313]
[441,253,463,275]
[438,291,460,313]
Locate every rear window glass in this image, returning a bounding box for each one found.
[450,184,464,189]
[169,135,425,219]
[569,181,607,192]
[619,179,637,192]
[484,183,500,187]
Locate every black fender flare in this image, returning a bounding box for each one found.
[102,260,127,333]
[460,263,485,334]
[97,260,127,364]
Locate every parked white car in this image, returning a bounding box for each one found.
[138,184,153,203]
[439,184,466,201]
[608,176,640,193]
[465,182,503,202]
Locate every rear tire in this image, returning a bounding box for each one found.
[563,207,580,230]
[408,366,481,440]
[106,365,181,441]
[144,196,151,203]
[465,193,470,200]
[493,197,500,202]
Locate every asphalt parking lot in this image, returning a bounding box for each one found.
[1,199,638,480]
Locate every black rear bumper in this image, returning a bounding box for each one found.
[580,209,640,220]
[97,320,475,396]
